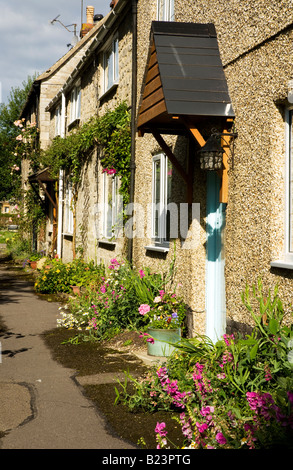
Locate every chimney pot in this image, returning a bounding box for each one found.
[86,6,95,24]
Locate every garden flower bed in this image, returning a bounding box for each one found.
[116,282,293,449]
[34,256,293,449]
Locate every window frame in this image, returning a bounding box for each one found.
[69,85,81,124]
[285,108,293,261]
[103,36,119,94]
[64,179,74,236]
[55,104,62,137]
[271,107,293,268]
[157,0,175,21]
[151,153,172,246]
[102,172,120,239]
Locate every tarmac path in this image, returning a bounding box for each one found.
[0,258,135,450]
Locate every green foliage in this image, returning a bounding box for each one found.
[41,102,131,203]
[116,281,293,449]
[34,258,105,294]
[0,75,37,201]
[5,234,32,260]
[42,255,181,341]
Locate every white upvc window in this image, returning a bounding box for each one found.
[157,0,175,21]
[152,153,172,244]
[64,179,74,235]
[55,105,62,136]
[285,109,293,260]
[271,108,293,269]
[70,85,81,124]
[102,172,121,239]
[103,37,119,93]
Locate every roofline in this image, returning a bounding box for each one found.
[45,0,130,113]
[19,2,125,118]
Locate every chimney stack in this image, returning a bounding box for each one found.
[80,5,95,38]
[86,6,95,24]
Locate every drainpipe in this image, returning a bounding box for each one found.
[128,0,137,264]
[57,92,66,258]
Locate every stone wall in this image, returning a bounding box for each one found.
[58,9,133,266]
[134,0,293,335]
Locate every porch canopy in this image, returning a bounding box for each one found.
[28,167,57,209]
[137,21,234,136]
[137,21,235,203]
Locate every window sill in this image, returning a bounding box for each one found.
[145,245,169,253]
[68,118,80,131]
[99,83,118,101]
[270,259,293,270]
[63,232,73,238]
[98,239,116,247]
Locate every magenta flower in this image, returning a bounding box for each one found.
[215,432,227,445]
[196,422,208,433]
[146,337,155,344]
[155,422,167,437]
[139,269,145,278]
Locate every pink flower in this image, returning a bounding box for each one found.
[100,285,106,294]
[215,432,227,445]
[138,304,150,315]
[155,422,167,437]
[139,269,145,278]
[16,134,23,141]
[196,422,208,433]
[146,337,155,344]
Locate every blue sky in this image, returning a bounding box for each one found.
[0,0,110,103]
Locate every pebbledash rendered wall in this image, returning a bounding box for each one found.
[133,0,293,336]
[59,11,133,266]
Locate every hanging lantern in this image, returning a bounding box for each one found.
[198,134,224,170]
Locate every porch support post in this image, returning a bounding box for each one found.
[218,130,231,204]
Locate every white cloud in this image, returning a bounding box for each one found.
[0,0,110,103]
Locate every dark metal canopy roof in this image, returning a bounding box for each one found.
[137,21,234,135]
[28,168,56,183]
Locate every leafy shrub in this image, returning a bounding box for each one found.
[116,281,293,449]
[61,259,168,340]
[34,258,105,294]
[6,234,31,259]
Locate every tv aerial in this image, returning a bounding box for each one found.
[50,15,79,48]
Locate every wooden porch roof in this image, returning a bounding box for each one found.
[137,21,234,135]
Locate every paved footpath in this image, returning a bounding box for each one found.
[0,260,135,450]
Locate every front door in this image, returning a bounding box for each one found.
[205,172,226,343]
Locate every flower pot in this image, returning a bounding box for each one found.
[30,261,37,269]
[71,285,80,295]
[147,328,181,357]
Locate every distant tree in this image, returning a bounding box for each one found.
[0,75,36,201]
